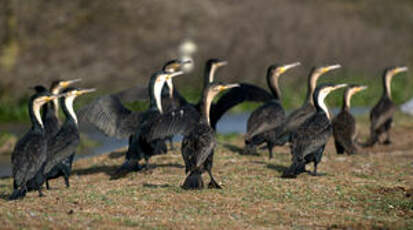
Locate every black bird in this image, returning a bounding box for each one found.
[272,65,342,146]
[118,70,185,172]
[42,88,96,189]
[241,62,301,158]
[365,66,408,146]
[282,83,347,178]
[181,82,239,189]
[9,92,62,199]
[332,85,367,154]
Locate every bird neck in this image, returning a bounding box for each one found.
[203,64,217,90]
[61,95,78,126]
[315,92,330,120]
[382,72,393,100]
[149,78,164,113]
[200,89,215,126]
[342,89,353,112]
[267,72,281,100]
[29,100,44,131]
[305,70,319,106]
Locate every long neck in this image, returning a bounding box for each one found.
[61,95,78,126]
[267,72,281,100]
[51,88,60,118]
[29,100,44,131]
[203,64,217,90]
[200,89,215,126]
[315,92,330,119]
[342,89,353,111]
[304,70,319,106]
[383,72,392,99]
[149,78,164,113]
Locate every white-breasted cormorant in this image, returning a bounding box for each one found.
[282,83,347,178]
[241,63,301,158]
[9,92,63,200]
[365,66,408,146]
[332,85,367,154]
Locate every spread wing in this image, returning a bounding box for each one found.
[144,105,200,142]
[78,94,143,138]
[210,83,273,129]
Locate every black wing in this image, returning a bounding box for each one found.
[44,123,80,174]
[245,101,285,140]
[291,112,332,159]
[332,110,358,153]
[78,94,143,138]
[210,83,273,129]
[143,105,200,142]
[370,97,396,132]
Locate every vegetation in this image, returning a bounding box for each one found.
[0,117,412,229]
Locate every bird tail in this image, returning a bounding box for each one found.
[182,170,204,190]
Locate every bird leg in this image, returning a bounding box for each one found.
[64,176,70,188]
[383,132,392,145]
[267,143,274,159]
[46,180,50,190]
[311,161,320,176]
[168,137,175,150]
[207,169,222,189]
[38,186,44,197]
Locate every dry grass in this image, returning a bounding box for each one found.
[0,120,413,229]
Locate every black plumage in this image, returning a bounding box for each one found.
[181,82,239,189]
[241,63,300,158]
[42,88,95,189]
[332,85,367,154]
[282,83,347,178]
[9,92,61,200]
[365,66,408,146]
[272,65,342,146]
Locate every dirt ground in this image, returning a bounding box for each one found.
[0,121,412,229]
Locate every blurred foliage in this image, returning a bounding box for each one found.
[0,0,413,122]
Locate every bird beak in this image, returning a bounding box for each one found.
[44,94,65,102]
[332,83,347,91]
[217,60,228,67]
[222,83,239,91]
[357,85,368,92]
[393,66,408,75]
[321,64,341,73]
[61,78,82,88]
[279,62,301,74]
[167,71,184,80]
[77,88,96,95]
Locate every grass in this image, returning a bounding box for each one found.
[0,117,412,229]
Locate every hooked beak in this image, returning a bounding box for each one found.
[216,60,228,67]
[221,83,239,91]
[321,64,341,74]
[167,71,184,80]
[61,78,82,88]
[393,66,408,75]
[43,94,65,102]
[357,85,368,92]
[76,88,96,95]
[332,83,348,91]
[279,62,301,74]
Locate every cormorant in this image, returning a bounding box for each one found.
[282,83,347,178]
[42,88,96,189]
[241,62,301,158]
[181,82,239,189]
[9,92,62,199]
[365,66,408,146]
[271,65,342,146]
[116,70,185,172]
[332,85,367,154]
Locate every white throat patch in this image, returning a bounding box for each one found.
[318,90,330,119]
[65,95,78,125]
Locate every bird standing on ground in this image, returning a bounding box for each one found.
[282,83,347,178]
[242,62,301,158]
[273,65,342,146]
[42,87,96,189]
[365,66,408,146]
[181,82,239,189]
[10,92,62,199]
[332,85,367,154]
